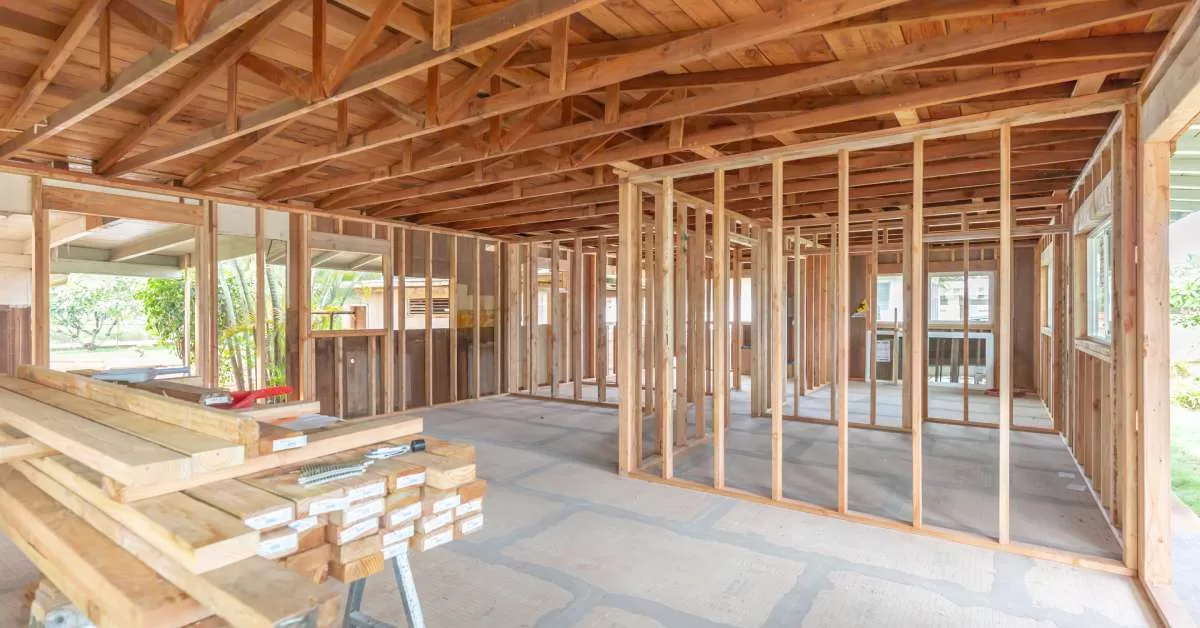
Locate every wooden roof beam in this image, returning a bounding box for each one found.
[0,0,286,161]
[101,0,612,176]
[96,0,305,173]
[0,0,109,128]
[183,119,296,188]
[196,0,907,189]
[288,2,1164,208]
[324,0,404,94]
[175,0,222,49]
[356,60,1141,214]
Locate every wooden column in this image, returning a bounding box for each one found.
[656,178,676,476]
[692,199,707,439]
[425,232,433,406]
[254,207,267,389]
[548,239,559,397]
[30,177,48,367]
[998,124,1013,544]
[382,226,395,410]
[712,169,728,489]
[505,242,521,393]
[1113,105,1139,569]
[397,228,407,410]
[910,138,926,527]
[525,243,536,394]
[835,151,850,513]
[617,180,641,475]
[286,213,309,399]
[1139,139,1172,584]
[868,220,878,424]
[771,159,785,501]
[573,237,584,400]
[794,228,805,413]
[673,195,687,445]
[199,200,218,387]
[596,236,609,402]
[732,246,743,391]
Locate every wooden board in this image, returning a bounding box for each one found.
[401,451,476,489]
[282,544,332,584]
[184,480,296,530]
[105,414,424,502]
[0,383,192,487]
[239,400,322,421]
[6,458,341,627]
[0,428,259,573]
[0,377,244,472]
[332,533,382,564]
[329,553,385,582]
[129,379,234,406]
[256,422,307,455]
[17,366,259,449]
[0,467,210,628]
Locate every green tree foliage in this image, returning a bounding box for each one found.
[50,275,142,350]
[135,277,190,360]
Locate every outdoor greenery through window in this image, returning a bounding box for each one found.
[928,272,992,324]
[1088,222,1114,341]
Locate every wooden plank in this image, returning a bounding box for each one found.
[5,457,338,626]
[238,400,322,421]
[548,239,559,397]
[1140,8,1200,142]
[713,169,727,489]
[656,178,676,477]
[0,437,53,464]
[998,124,1013,544]
[0,384,192,487]
[18,366,258,447]
[910,138,925,527]
[596,236,609,401]
[185,480,295,530]
[692,194,707,439]
[574,237,584,400]
[383,227,396,410]
[768,158,786,499]
[549,17,569,92]
[0,378,243,473]
[673,187,688,445]
[1113,106,1139,569]
[106,414,423,503]
[0,468,210,627]
[835,151,850,513]
[129,379,232,406]
[255,207,267,389]
[617,180,639,475]
[41,185,204,225]
[1140,140,1172,584]
[402,451,476,489]
[31,176,48,367]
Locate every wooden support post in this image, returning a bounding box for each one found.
[617,180,640,475]
[254,207,266,389]
[494,240,502,397]
[574,237,584,400]
[910,138,925,528]
[31,178,48,367]
[449,237,458,401]
[835,151,850,513]
[998,124,1013,545]
[397,228,406,410]
[750,225,763,416]
[1140,140,1172,584]
[474,237,482,400]
[692,199,706,439]
[596,236,609,402]
[656,179,676,477]
[505,243,520,394]
[1113,105,1139,569]
[183,256,192,371]
[525,244,536,394]
[199,200,218,387]
[383,226,395,411]
[548,239,559,397]
[712,169,727,489]
[425,232,433,406]
[674,194,688,445]
[732,245,742,391]
[869,220,877,424]
[432,0,452,50]
[794,228,804,415]
[771,159,785,501]
[963,238,970,422]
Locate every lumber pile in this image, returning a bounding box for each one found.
[0,365,483,627]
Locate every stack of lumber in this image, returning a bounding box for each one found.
[0,365,443,627]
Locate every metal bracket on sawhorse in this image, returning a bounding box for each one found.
[343,551,425,628]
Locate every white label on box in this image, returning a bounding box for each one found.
[289,516,320,533]
[245,505,293,531]
[258,532,298,558]
[417,511,453,534]
[430,494,461,514]
[382,541,409,560]
[418,527,454,551]
[308,496,350,515]
[395,472,426,489]
[343,499,385,525]
[347,481,386,502]
[387,503,422,528]
[382,524,415,547]
[458,514,484,535]
[337,518,379,545]
[271,435,307,452]
[454,499,482,518]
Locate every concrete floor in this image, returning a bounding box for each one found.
[0,395,1158,627]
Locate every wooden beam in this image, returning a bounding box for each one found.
[175,0,222,49]
[0,0,108,128]
[0,0,286,161]
[998,124,1012,544]
[909,138,924,527]
[432,0,452,50]
[1141,1,1200,142]
[617,179,639,474]
[835,150,850,513]
[1114,104,1139,570]
[31,177,48,368]
[184,120,296,188]
[656,178,675,478]
[438,32,533,122]
[771,159,785,501]
[549,18,569,93]
[110,226,196,262]
[311,0,325,98]
[326,0,404,94]
[712,168,727,489]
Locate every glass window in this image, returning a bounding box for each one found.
[1087,223,1113,341]
[928,272,991,324]
[876,274,903,323]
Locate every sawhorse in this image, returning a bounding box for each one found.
[342,551,425,628]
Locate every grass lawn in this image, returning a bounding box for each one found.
[1174,406,1200,514]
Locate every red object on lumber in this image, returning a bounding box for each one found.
[218,386,293,409]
